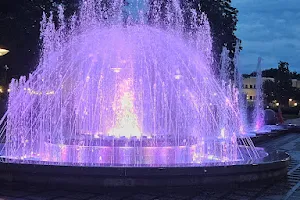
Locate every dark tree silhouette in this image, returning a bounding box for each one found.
[0,0,79,80]
[188,0,240,75]
[1,0,240,82]
[263,80,276,104]
[291,71,300,80]
[147,0,240,75]
[275,61,293,106]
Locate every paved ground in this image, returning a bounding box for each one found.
[1,133,300,200]
[285,118,300,126]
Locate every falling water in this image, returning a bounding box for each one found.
[220,46,230,83]
[253,57,265,131]
[0,0,263,166]
[233,40,248,134]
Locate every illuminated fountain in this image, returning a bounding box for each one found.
[253,57,265,132]
[0,0,267,166]
[233,41,249,135]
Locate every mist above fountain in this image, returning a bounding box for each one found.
[0,0,264,166]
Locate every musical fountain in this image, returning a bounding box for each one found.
[0,0,289,186]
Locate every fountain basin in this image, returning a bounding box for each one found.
[0,148,290,187]
[0,0,290,187]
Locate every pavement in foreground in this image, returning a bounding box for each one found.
[285,118,300,126]
[1,133,300,200]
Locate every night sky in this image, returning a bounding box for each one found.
[0,0,299,82]
[0,0,45,80]
[0,0,79,82]
[233,0,300,73]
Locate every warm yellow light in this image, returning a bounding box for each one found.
[294,103,298,107]
[174,74,182,80]
[111,68,121,73]
[276,103,280,106]
[7,89,10,92]
[289,98,293,102]
[46,91,55,95]
[0,87,3,94]
[0,48,9,56]
[108,79,142,138]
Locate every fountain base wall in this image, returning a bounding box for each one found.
[0,149,290,187]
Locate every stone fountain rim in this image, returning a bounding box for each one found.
[0,149,290,186]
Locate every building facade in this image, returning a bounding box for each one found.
[242,77,274,102]
[242,77,300,107]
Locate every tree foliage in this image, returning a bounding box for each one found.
[0,0,79,79]
[247,67,300,79]
[274,61,293,106]
[184,0,240,74]
[262,68,279,78]
[291,71,300,80]
[263,80,276,104]
[1,0,240,81]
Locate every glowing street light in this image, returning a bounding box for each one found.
[0,48,9,57]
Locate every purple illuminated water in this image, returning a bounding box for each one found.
[0,0,265,166]
[233,40,249,135]
[253,57,265,132]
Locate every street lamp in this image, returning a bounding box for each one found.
[0,48,9,57]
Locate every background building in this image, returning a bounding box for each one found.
[243,77,300,107]
[292,79,300,88]
[242,77,274,102]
